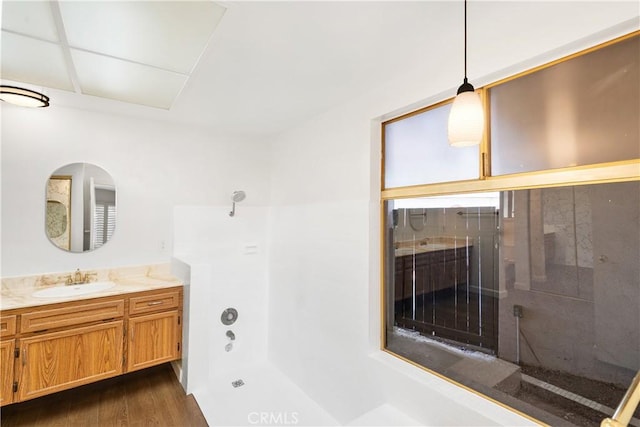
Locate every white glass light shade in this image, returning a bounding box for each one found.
[447,91,484,147]
[0,86,49,108]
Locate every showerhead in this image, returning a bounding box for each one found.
[229,190,246,217]
[231,190,246,203]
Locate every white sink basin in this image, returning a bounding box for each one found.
[32,281,117,298]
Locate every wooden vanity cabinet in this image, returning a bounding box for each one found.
[0,286,182,406]
[394,247,471,302]
[17,320,124,402]
[126,290,182,372]
[1,340,15,405]
[12,299,125,402]
[1,315,17,405]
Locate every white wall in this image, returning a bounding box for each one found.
[1,105,270,277]
[173,206,270,392]
[267,3,638,425]
[1,2,638,425]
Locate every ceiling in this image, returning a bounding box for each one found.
[1,1,225,109]
[1,1,636,137]
[1,1,463,136]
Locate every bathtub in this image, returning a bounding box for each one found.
[170,206,532,427]
[195,361,339,426]
[172,254,339,426]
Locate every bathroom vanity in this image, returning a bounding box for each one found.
[394,239,472,302]
[393,239,477,345]
[0,278,182,406]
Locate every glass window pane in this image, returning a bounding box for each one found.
[490,35,639,175]
[384,103,480,188]
[384,193,501,352]
[384,181,640,426]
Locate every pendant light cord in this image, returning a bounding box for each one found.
[464,0,468,81]
[455,0,474,94]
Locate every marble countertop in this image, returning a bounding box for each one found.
[1,264,182,311]
[394,238,472,257]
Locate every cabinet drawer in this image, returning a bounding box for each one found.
[0,315,17,338]
[129,291,180,316]
[21,299,125,333]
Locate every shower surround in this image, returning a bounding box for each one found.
[172,205,338,425]
[171,204,533,426]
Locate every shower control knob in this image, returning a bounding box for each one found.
[221,308,238,325]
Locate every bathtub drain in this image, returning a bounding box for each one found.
[232,379,245,388]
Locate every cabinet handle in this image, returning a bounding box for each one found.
[22,348,27,366]
[147,301,163,306]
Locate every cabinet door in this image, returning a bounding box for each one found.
[127,310,180,373]
[17,321,123,402]
[1,339,15,406]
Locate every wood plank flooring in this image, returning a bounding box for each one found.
[0,363,208,427]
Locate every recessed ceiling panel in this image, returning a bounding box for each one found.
[70,49,188,109]
[1,1,59,42]
[60,1,225,74]
[1,31,73,91]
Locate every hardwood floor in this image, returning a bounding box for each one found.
[0,363,208,427]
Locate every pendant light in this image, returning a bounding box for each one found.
[0,85,50,108]
[447,0,483,147]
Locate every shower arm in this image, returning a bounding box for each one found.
[228,190,246,217]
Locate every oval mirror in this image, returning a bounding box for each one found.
[45,163,116,252]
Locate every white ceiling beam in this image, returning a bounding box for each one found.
[48,0,81,94]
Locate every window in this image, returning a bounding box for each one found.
[93,188,116,249]
[381,32,640,426]
[386,194,500,353]
[490,35,639,175]
[384,102,480,188]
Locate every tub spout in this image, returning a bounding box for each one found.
[226,330,235,340]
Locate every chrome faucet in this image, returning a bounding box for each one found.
[226,330,235,341]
